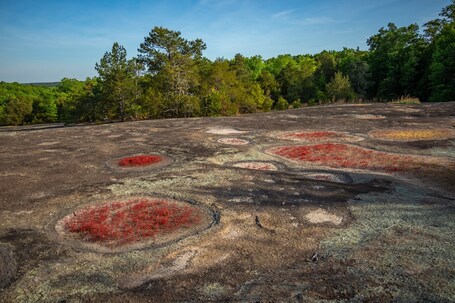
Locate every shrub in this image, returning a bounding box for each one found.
[274,96,289,110]
[308,99,316,107]
[390,96,421,104]
[291,99,301,108]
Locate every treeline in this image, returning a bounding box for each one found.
[1,1,454,125]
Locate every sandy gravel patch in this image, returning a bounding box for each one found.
[206,127,249,135]
[305,208,343,225]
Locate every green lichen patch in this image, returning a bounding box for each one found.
[321,185,455,301]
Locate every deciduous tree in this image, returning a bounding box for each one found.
[326,72,355,102]
[367,23,425,100]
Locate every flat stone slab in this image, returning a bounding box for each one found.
[0,102,454,302]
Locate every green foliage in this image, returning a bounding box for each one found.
[0,95,33,125]
[72,78,102,122]
[440,0,455,22]
[248,83,273,112]
[274,96,289,110]
[335,48,370,98]
[230,54,251,83]
[367,23,426,100]
[429,23,455,102]
[95,42,136,121]
[390,96,421,104]
[138,26,206,118]
[0,82,59,125]
[291,99,301,108]
[258,70,280,101]
[56,78,85,122]
[315,51,336,91]
[200,89,223,116]
[245,55,265,81]
[30,89,58,123]
[277,55,318,103]
[138,26,205,75]
[326,72,355,102]
[264,54,295,77]
[200,58,239,116]
[161,94,200,118]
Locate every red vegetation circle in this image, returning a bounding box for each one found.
[118,155,162,167]
[268,143,424,173]
[62,198,202,247]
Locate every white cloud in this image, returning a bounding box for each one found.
[272,10,295,19]
[297,17,335,25]
[271,9,335,26]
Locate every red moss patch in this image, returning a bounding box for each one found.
[118,155,162,167]
[276,131,362,143]
[218,138,249,145]
[58,198,205,248]
[267,143,434,173]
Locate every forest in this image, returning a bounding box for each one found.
[0,1,454,125]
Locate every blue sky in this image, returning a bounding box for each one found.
[0,0,451,83]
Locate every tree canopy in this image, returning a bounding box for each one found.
[1,1,454,125]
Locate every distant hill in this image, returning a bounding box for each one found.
[24,82,60,87]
